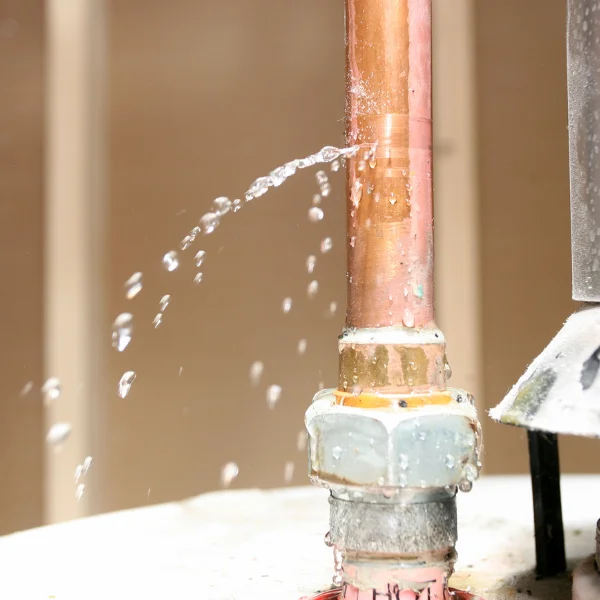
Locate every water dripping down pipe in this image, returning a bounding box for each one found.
[305,2,482,599]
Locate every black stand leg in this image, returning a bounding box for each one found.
[527,430,566,578]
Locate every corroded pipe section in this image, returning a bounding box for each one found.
[568,0,600,300]
[346,0,433,329]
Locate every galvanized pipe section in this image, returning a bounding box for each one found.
[568,0,600,300]
[345,0,434,329]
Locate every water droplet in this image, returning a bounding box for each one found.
[75,483,85,502]
[232,198,243,212]
[282,297,293,313]
[266,384,282,409]
[415,284,424,298]
[316,170,328,185]
[199,212,220,235]
[297,339,307,354]
[249,361,264,385]
[418,431,427,441]
[112,312,133,352]
[212,196,232,216]
[159,294,171,312]
[444,360,452,380]
[307,280,319,298]
[124,272,143,299]
[331,160,340,172]
[284,461,294,483]
[74,464,83,483]
[83,456,93,474]
[42,377,61,403]
[329,301,338,315]
[399,453,409,470]
[180,235,194,251]
[162,251,179,272]
[464,462,479,483]
[193,272,203,284]
[308,207,324,222]
[324,530,334,547]
[152,313,163,328]
[402,309,415,328]
[332,445,343,460]
[221,462,239,487]
[320,237,333,253]
[459,479,473,493]
[46,422,72,446]
[350,384,362,396]
[332,573,343,586]
[246,176,269,200]
[118,371,136,398]
[321,182,332,197]
[445,454,456,469]
[320,146,341,162]
[313,194,322,205]
[306,255,316,274]
[358,159,366,172]
[297,431,307,451]
[19,381,33,397]
[194,250,206,267]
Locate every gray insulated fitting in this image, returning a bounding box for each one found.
[329,494,457,555]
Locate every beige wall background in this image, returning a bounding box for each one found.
[0,0,598,535]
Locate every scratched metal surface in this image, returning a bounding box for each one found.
[0,476,597,600]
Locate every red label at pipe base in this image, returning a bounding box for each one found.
[304,587,483,600]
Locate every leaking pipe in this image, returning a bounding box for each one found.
[568,0,600,301]
[345,0,434,330]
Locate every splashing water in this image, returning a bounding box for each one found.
[320,237,333,253]
[112,312,133,352]
[75,483,85,502]
[162,251,179,272]
[46,422,72,446]
[212,197,232,216]
[297,431,307,451]
[266,384,282,409]
[42,377,61,403]
[243,145,359,203]
[19,381,34,397]
[124,272,143,299]
[194,250,206,267]
[307,280,319,298]
[308,207,324,222]
[221,462,239,487]
[284,461,295,483]
[159,294,171,312]
[199,212,220,234]
[249,361,264,385]
[118,371,136,398]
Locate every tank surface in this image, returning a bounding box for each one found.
[0,476,597,600]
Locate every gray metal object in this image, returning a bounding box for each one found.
[306,390,480,489]
[490,303,600,436]
[568,0,600,300]
[329,494,457,555]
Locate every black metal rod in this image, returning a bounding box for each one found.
[527,430,566,578]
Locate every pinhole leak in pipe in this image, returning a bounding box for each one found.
[303,1,483,599]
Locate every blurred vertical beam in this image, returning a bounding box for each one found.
[44,0,107,523]
[432,0,481,407]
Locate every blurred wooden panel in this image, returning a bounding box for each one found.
[0,0,44,534]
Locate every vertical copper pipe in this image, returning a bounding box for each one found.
[345,0,433,330]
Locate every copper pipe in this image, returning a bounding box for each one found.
[345,0,433,330]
